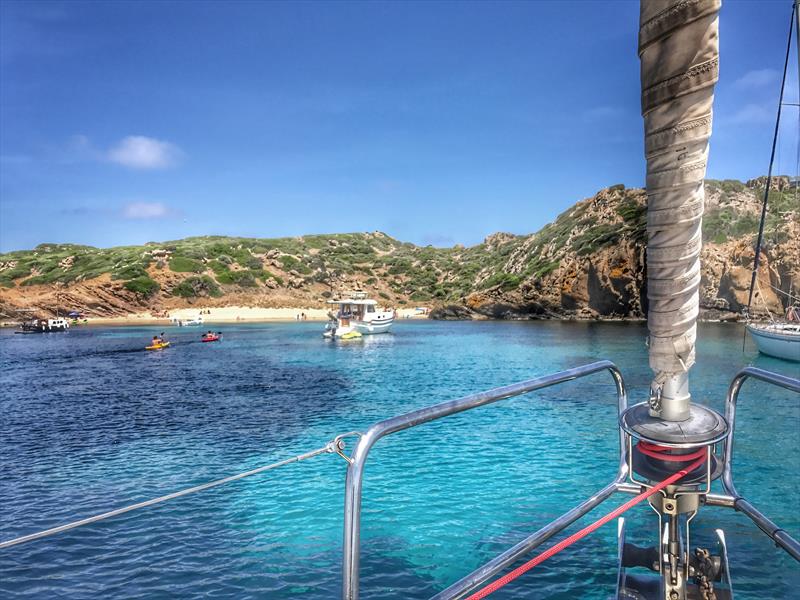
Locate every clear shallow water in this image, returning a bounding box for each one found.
[0,321,797,599]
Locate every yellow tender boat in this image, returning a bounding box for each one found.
[339,331,363,340]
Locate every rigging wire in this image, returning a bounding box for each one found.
[742,3,797,352]
[745,2,796,314]
[0,438,346,550]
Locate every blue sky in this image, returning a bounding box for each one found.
[1,0,797,252]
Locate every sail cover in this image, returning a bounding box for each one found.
[639,0,720,419]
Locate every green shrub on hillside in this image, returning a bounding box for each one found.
[169,256,205,273]
[279,255,312,274]
[208,260,230,275]
[573,224,622,256]
[241,255,263,270]
[111,263,149,281]
[215,270,258,287]
[409,291,431,301]
[720,179,746,194]
[0,263,32,287]
[483,272,522,291]
[124,277,160,297]
[531,259,560,278]
[173,276,222,298]
[703,208,759,242]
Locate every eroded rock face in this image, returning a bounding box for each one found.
[429,304,477,320]
[434,181,796,321]
[746,175,791,191]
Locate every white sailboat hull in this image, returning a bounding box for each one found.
[746,323,800,362]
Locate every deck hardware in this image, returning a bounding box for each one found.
[332,431,363,465]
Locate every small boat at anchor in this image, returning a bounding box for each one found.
[746,322,800,362]
[323,291,394,338]
[170,315,203,327]
[14,318,70,334]
[201,332,221,343]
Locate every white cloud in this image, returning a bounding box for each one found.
[122,202,172,219]
[108,136,182,169]
[730,103,774,124]
[734,69,779,89]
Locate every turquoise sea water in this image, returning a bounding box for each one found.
[0,321,798,599]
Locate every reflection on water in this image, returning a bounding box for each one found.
[0,321,797,599]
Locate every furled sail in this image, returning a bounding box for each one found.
[638,0,721,421]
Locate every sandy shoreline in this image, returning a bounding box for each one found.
[69,306,429,326]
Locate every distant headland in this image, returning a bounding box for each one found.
[1,177,797,324]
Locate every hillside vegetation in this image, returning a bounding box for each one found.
[0,178,797,320]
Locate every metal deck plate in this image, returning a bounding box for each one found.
[620,403,729,446]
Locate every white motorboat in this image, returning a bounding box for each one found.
[323,292,394,338]
[746,322,800,362]
[171,315,203,327]
[15,318,70,334]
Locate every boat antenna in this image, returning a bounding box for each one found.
[745,1,796,316]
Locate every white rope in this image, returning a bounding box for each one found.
[0,439,343,550]
[755,276,777,324]
[768,281,800,302]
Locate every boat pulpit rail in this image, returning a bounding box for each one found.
[341,360,629,600]
[341,362,800,600]
[721,367,800,562]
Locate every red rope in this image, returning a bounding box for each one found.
[466,444,707,600]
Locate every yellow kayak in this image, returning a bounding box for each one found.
[146,341,170,351]
[340,331,363,340]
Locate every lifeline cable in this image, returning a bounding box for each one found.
[466,444,707,600]
[0,439,343,550]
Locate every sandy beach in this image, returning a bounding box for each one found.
[81,306,428,326]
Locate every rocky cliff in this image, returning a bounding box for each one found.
[435,178,798,321]
[1,179,797,322]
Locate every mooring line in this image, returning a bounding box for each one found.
[0,437,350,550]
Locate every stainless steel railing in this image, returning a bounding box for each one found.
[720,367,800,562]
[341,360,628,600]
[340,362,800,599]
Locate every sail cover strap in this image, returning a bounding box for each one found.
[639,0,720,379]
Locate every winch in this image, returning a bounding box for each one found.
[619,401,731,600]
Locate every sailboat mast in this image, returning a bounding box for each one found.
[639,0,720,421]
[746,2,796,314]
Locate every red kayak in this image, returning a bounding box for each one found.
[201,334,220,343]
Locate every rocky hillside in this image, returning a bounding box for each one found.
[437,177,799,320]
[0,178,797,321]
